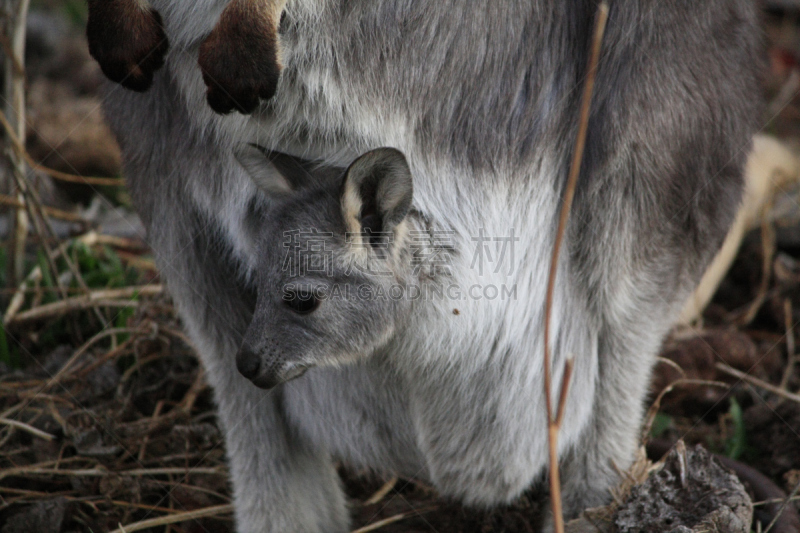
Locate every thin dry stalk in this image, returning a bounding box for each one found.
[2,0,30,285]
[108,504,234,533]
[0,115,108,328]
[0,193,83,221]
[94,500,179,515]
[738,214,776,326]
[8,285,163,325]
[555,359,575,427]
[14,298,138,322]
[0,101,123,187]
[76,230,148,251]
[715,362,800,404]
[28,160,125,187]
[641,378,730,443]
[137,400,164,462]
[42,326,142,389]
[754,495,800,506]
[177,367,207,414]
[364,477,398,505]
[781,298,797,392]
[655,356,687,377]
[2,263,40,324]
[4,466,224,479]
[541,4,608,531]
[72,336,136,379]
[764,477,800,533]
[0,417,54,440]
[151,480,230,502]
[350,506,438,533]
[0,108,112,327]
[1,229,138,324]
[0,26,23,76]
[0,457,91,480]
[117,351,171,392]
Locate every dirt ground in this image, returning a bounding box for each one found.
[1,3,800,533]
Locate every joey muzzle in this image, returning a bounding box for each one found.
[235,342,311,389]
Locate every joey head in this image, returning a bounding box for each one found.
[234,145,416,389]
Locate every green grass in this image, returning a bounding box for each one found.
[3,241,147,368]
[723,397,746,460]
[649,412,673,439]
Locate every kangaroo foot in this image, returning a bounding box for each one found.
[86,0,169,92]
[198,0,285,114]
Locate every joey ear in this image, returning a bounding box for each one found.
[234,144,330,194]
[341,148,413,247]
[234,143,293,194]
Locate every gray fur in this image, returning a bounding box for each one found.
[101,1,762,531]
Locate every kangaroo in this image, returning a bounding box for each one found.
[87,0,285,112]
[99,1,763,531]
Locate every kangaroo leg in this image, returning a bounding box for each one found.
[153,218,350,533]
[86,0,168,92]
[555,333,655,522]
[198,0,287,114]
[102,73,350,532]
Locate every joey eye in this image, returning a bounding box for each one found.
[284,288,320,315]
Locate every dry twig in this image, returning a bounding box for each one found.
[350,506,438,533]
[364,477,398,505]
[738,213,776,325]
[0,193,83,221]
[0,109,110,327]
[715,362,800,404]
[2,0,30,285]
[541,4,608,531]
[764,477,800,533]
[0,417,54,441]
[108,504,234,533]
[0,102,123,187]
[641,378,730,443]
[781,299,797,392]
[6,285,163,325]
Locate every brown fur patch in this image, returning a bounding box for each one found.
[198,0,286,115]
[86,0,169,92]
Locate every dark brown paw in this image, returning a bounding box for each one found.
[86,0,169,92]
[198,0,283,115]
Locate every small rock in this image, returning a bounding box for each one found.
[613,444,752,533]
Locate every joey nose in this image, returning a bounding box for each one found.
[236,344,261,380]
